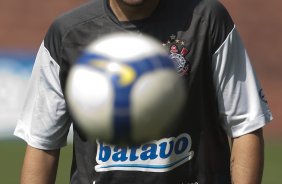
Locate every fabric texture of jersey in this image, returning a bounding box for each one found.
[14,0,273,183]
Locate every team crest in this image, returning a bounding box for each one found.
[163,35,191,76]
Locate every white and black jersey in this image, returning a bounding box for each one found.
[14,0,273,183]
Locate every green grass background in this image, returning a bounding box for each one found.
[0,140,281,184]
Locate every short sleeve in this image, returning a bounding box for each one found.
[14,42,71,150]
[212,26,273,138]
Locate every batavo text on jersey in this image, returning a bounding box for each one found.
[95,133,194,172]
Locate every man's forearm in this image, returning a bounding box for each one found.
[231,128,264,184]
[21,145,60,184]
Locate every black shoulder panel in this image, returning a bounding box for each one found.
[44,0,104,65]
[194,0,234,53]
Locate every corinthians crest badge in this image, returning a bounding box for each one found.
[163,34,191,76]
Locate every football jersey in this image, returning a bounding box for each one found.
[14,0,273,183]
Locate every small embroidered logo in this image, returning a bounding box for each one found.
[163,35,191,76]
[259,89,268,103]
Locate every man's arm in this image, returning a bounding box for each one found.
[231,128,264,184]
[20,145,60,184]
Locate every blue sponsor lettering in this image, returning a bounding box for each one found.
[112,146,128,162]
[140,144,158,160]
[95,133,194,172]
[175,136,188,154]
[129,146,139,161]
[159,141,174,159]
[98,142,111,162]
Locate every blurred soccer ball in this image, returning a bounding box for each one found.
[66,32,186,144]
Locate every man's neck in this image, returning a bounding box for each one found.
[109,0,160,21]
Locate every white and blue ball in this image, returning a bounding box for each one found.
[66,33,186,144]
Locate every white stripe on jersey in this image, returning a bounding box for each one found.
[212,26,272,138]
[14,41,71,150]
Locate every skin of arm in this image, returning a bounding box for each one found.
[231,128,264,184]
[20,145,60,184]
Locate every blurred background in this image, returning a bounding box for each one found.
[0,0,281,183]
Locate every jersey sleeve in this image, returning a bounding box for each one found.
[14,41,71,150]
[212,26,273,138]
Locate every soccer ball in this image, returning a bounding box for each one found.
[66,32,186,145]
